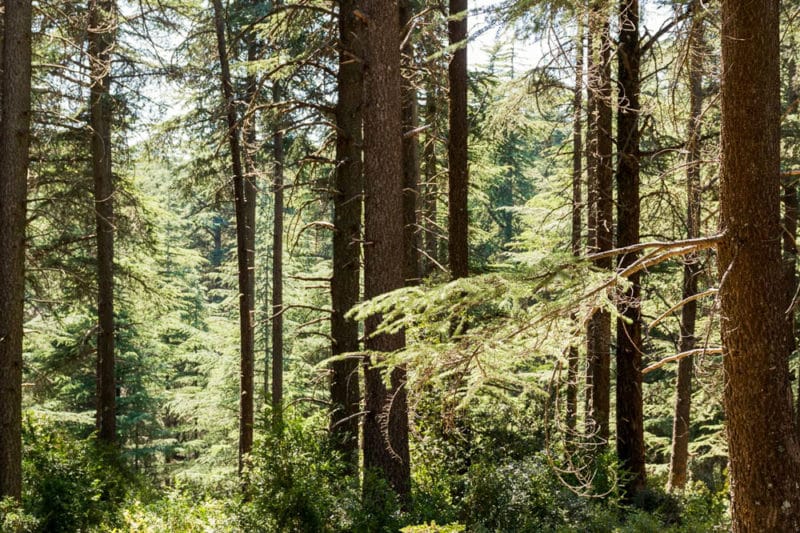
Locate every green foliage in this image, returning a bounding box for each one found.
[0,498,39,533]
[240,415,360,532]
[20,414,129,532]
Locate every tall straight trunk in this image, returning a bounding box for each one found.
[668,12,704,492]
[89,0,117,446]
[567,18,583,438]
[585,0,612,445]
[0,0,33,501]
[719,0,800,528]
[422,83,439,276]
[401,0,421,285]
[271,78,285,432]
[211,0,255,473]
[448,0,469,279]
[243,0,260,414]
[330,0,363,471]
[615,0,645,497]
[362,0,412,504]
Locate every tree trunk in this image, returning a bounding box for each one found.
[615,0,645,497]
[585,0,612,445]
[719,0,800,528]
[271,77,285,433]
[89,0,117,446]
[668,12,704,493]
[330,0,364,471]
[448,0,469,279]
[567,17,583,438]
[211,0,255,473]
[401,0,421,285]
[362,0,412,504]
[422,83,440,276]
[0,0,33,501]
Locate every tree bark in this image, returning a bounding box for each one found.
[330,0,364,471]
[0,0,33,501]
[271,77,285,433]
[615,0,645,497]
[362,0,412,504]
[211,0,255,473]
[719,0,800,528]
[585,0,612,445]
[668,11,704,493]
[89,0,117,446]
[422,82,440,276]
[448,0,469,279]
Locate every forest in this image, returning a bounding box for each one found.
[0,0,796,531]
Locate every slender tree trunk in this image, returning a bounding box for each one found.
[567,17,583,438]
[211,0,255,473]
[401,0,421,285]
[585,0,612,445]
[271,78,285,433]
[615,0,645,496]
[422,83,439,276]
[330,0,364,471]
[719,0,800,528]
[0,0,33,501]
[448,0,469,279]
[89,0,117,446]
[362,0,412,504]
[668,12,704,493]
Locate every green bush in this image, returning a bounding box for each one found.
[21,413,128,532]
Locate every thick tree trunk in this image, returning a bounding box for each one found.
[567,18,583,438]
[330,0,363,471]
[615,0,645,497]
[668,13,704,493]
[719,0,800,528]
[0,0,33,501]
[362,0,412,504]
[89,0,117,446]
[448,0,469,279]
[271,78,285,433]
[585,0,612,445]
[401,0,421,285]
[211,0,255,473]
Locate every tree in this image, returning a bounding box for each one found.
[88,0,118,446]
[718,0,800,528]
[330,0,363,470]
[668,9,704,492]
[0,0,33,501]
[615,0,645,495]
[585,0,613,445]
[211,0,255,472]
[401,0,421,285]
[448,0,469,279]
[362,0,412,503]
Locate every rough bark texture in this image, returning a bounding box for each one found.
[447,0,469,279]
[668,12,703,493]
[585,0,612,445]
[330,0,363,471]
[89,0,117,446]
[362,0,412,503]
[401,0,421,285]
[271,78,285,432]
[0,0,32,501]
[719,0,800,528]
[615,0,645,497]
[212,0,255,472]
[567,18,583,438]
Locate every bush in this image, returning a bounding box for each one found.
[21,413,128,532]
